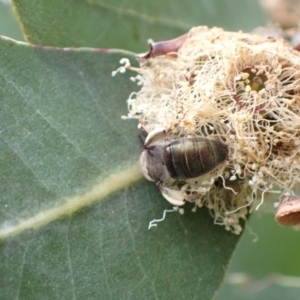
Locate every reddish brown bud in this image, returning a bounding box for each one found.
[275,196,300,226]
[136,33,189,60]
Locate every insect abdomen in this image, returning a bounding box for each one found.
[164,138,228,180]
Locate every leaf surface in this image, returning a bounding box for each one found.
[0,37,241,299]
[11,0,268,49]
[1,1,271,298]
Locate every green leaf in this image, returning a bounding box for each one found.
[2,1,273,298]
[0,37,241,299]
[11,0,268,49]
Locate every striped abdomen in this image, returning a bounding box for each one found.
[164,138,228,180]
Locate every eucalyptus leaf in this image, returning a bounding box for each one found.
[0,36,241,299]
[1,1,274,299]
[11,0,268,50]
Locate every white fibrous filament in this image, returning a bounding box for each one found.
[118,26,300,234]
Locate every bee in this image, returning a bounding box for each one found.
[139,128,228,205]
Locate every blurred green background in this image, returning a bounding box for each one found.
[1,0,300,299]
[0,0,23,40]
